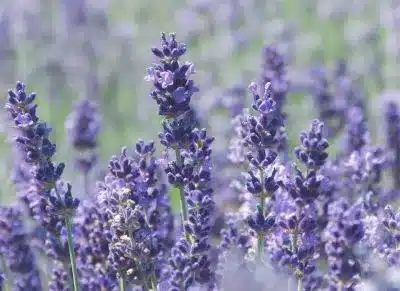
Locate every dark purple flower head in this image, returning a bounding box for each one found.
[146,33,198,118]
[247,204,275,233]
[5,81,37,122]
[283,168,325,205]
[245,82,284,150]
[5,81,79,219]
[295,119,329,170]
[158,109,199,150]
[65,99,101,151]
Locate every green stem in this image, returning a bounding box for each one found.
[297,276,303,291]
[175,149,189,237]
[337,281,344,291]
[119,273,126,291]
[65,217,80,291]
[150,272,157,290]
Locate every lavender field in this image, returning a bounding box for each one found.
[1,0,400,290]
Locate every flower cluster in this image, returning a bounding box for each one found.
[324,200,364,289]
[0,205,41,290]
[6,82,79,221]
[3,31,400,291]
[97,141,174,288]
[145,32,198,118]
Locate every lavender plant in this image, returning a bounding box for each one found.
[5,82,80,290]
[145,32,199,231]
[3,22,400,291]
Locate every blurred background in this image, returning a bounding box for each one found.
[0,0,397,203]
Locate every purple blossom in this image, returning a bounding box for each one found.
[324,200,364,289]
[97,142,174,286]
[5,81,80,289]
[146,33,199,118]
[6,82,79,218]
[0,206,41,290]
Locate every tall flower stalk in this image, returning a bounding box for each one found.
[5,81,80,290]
[145,32,200,234]
[238,82,283,259]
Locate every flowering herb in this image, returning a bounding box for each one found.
[5,81,80,290]
[3,30,400,291]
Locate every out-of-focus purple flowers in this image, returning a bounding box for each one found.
[324,200,364,289]
[0,205,41,290]
[385,102,400,189]
[259,46,289,116]
[66,99,101,152]
[66,98,101,195]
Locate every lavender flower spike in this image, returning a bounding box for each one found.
[146,33,200,235]
[5,81,80,291]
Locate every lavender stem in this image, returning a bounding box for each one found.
[175,149,189,232]
[297,276,303,291]
[119,273,127,291]
[65,217,80,291]
[150,272,157,290]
